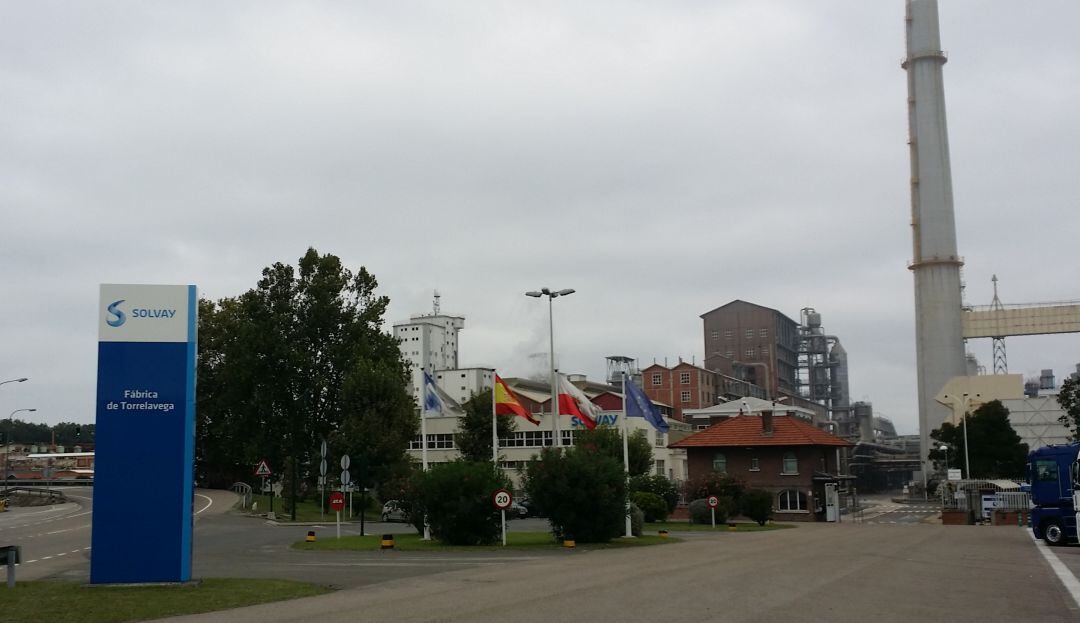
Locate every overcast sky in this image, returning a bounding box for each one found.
[2,1,1078,434]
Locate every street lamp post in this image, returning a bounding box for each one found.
[525,287,575,448]
[0,378,29,388]
[5,408,37,488]
[939,444,950,473]
[942,392,979,479]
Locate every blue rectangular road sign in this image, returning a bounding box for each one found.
[90,284,197,584]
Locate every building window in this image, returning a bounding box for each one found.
[745,348,755,357]
[750,457,760,471]
[725,350,733,358]
[760,328,768,338]
[408,435,423,450]
[712,453,727,473]
[655,433,666,448]
[761,346,769,356]
[697,424,710,430]
[654,459,666,476]
[777,489,807,512]
[499,430,554,447]
[427,434,455,449]
[782,452,798,474]
[679,372,691,385]
[680,391,691,403]
[745,329,753,338]
[711,331,718,341]
[652,373,662,386]
[561,430,577,446]
[724,330,733,338]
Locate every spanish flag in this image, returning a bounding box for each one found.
[495,375,540,426]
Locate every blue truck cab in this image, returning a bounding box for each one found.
[1028,443,1080,545]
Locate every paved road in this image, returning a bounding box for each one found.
[0,487,93,580]
[854,500,940,524]
[166,522,1078,623]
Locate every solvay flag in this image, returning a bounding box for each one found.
[423,371,462,417]
[625,377,669,433]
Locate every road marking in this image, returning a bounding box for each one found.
[195,493,213,515]
[1030,530,1080,608]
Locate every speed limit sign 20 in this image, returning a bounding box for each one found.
[707,495,720,508]
[492,488,512,510]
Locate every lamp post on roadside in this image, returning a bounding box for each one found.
[942,392,979,479]
[525,287,575,448]
[5,408,36,488]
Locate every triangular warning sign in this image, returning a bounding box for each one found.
[254,459,272,477]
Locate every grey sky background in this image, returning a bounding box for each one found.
[2,1,1078,434]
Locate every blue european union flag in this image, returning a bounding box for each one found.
[625,377,669,433]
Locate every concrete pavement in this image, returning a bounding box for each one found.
[160,522,1077,623]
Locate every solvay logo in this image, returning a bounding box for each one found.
[106,300,127,327]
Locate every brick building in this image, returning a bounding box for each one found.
[671,412,852,522]
[701,300,800,398]
[641,362,718,422]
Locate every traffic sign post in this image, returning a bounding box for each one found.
[707,495,719,528]
[492,488,512,546]
[254,460,274,518]
[330,491,345,539]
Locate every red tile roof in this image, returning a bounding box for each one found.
[670,415,853,448]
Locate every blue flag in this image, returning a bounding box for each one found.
[624,377,669,433]
[423,371,444,416]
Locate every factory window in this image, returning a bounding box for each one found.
[408,435,423,450]
[760,328,768,338]
[679,372,691,385]
[426,434,455,450]
[750,457,760,471]
[745,348,755,357]
[777,490,807,512]
[761,346,769,356]
[724,330,733,339]
[680,391,691,403]
[711,331,719,341]
[725,350,734,358]
[652,373,662,386]
[782,452,798,474]
[561,430,577,446]
[745,329,753,338]
[712,453,727,473]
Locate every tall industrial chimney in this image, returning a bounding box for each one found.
[904,1,968,472]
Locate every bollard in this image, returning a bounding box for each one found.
[658,530,668,539]
[380,534,395,550]
[306,531,316,543]
[563,539,576,549]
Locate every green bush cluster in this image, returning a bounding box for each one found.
[683,471,745,503]
[631,491,669,522]
[628,473,680,512]
[409,460,512,545]
[688,496,737,524]
[740,489,774,526]
[525,445,626,543]
[629,502,644,537]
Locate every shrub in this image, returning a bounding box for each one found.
[629,502,644,537]
[683,472,745,504]
[629,474,680,512]
[631,491,669,522]
[411,460,512,545]
[741,489,774,526]
[689,496,736,524]
[525,445,626,543]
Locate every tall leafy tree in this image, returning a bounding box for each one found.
[929,400,1028,479]
[456,390,516,462]
[196,248,416,512]
[573,425,653,477]
[1057,376,1080,442]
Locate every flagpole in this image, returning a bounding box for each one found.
[421,368,431,541]
[491,369,499,466]
[622,374,633,538]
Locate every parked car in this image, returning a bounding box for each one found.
[508,501,528,519]
[380,500,409,522]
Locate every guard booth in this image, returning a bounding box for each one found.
[825,483,840,522]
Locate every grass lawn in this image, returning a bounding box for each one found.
[644,521,794,533]
[0,578,331,623]
[293,531,680,551]
[240,494,378,523]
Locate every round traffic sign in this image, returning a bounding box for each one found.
[340,470,351,485]
[340,455,351,470]
[707,495,720,509]
[329,491,345,512]
[492,488,512,510]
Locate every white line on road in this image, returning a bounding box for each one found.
[1030,531,1080,608]
[195,493,213,515]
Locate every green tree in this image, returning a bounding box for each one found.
[683,471,745,503]
[573,425,653,477]
[1058,376,1080,442]
[410,460,512,545]
[629,473,680,512]
[929,400,1028,479]
[740,489,774,526]
[196,248,415,515]
[525,445,626,543]
[456,390,516,463]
